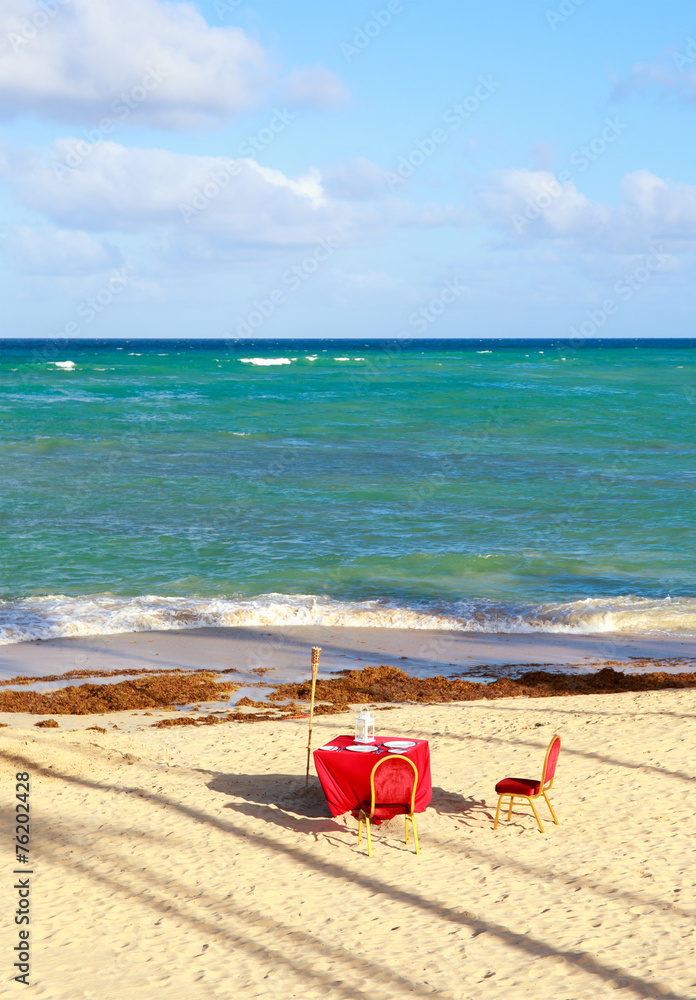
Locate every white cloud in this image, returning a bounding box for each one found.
[1,139,363,254]
[0,0,346,128]
[619,169,696,239]
[0,138,473,270]
[479,167,696,249]
[479,169,608,240]
[2,225,123,274]
[280,65,350,110]
[612,54,696,103]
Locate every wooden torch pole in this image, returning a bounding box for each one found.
[305,646,322,787]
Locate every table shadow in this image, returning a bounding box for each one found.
[206,772,488,835]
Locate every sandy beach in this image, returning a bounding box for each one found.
[2,684,695,1000]
[4,625,696,685]
[5,0,696,995]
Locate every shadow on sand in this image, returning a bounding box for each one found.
[207,770,490,835]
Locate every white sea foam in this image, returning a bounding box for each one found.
[239,358,292,366]
[530,596,696,634]
[53,361,75,370]
[2,592,696,646]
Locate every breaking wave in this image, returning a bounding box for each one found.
[2,592,696,646]
[239,358,293,366]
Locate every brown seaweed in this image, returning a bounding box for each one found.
[4,662,696,726]
[0,665,210,688]
[270,664,696,706]
[0,673,239,715]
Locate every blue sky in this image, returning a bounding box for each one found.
[1,0,695,339]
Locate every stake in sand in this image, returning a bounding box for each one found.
[305,646,322,786]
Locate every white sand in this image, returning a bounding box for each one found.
[2,688,695,999]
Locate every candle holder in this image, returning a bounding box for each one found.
[354,705,375,744]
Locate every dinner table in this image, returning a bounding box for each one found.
[313,734,432,819]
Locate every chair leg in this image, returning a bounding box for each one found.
[542,791,559,825]
[527,796,545,834]
[507,796,514,822]
[366,817,372,857]
[411,814,420,855]
[494,795,503,829]
[405,813,409,845]
[358,814,363,845]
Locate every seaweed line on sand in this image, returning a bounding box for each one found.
[0,672,241,715]
[268,663,696,709]
[3,664,696,724]
[0,665,243,688]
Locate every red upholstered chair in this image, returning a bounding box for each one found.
[493,734,561,834]
[357,755,420,857]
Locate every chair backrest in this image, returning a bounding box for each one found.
[541,734,561,790]
[370,755,418,818]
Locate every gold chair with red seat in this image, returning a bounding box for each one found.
[493,734,561,834]
[357,755,420,857]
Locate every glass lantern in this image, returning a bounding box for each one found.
[354,705,375,744]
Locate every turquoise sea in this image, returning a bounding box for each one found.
[2,338,696,643]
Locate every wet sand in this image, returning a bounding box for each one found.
[2,625,696,684]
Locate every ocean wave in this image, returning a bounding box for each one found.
[530,596,696,634]
[239,358,292,366]
[2,593,696,646]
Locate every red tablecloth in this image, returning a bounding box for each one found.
[314,735,432,818]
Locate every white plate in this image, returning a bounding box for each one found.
[383,740,417,749]
[345,744,377,753]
